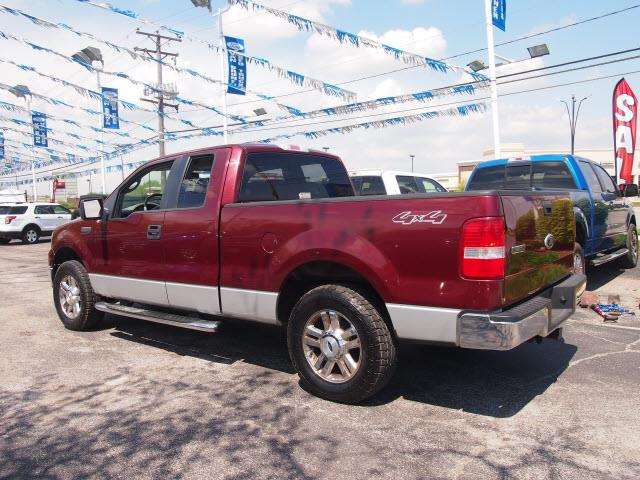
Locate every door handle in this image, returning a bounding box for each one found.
[147,224,162,240]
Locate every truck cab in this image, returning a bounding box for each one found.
[466,154,638,271]
[350,169,447,196]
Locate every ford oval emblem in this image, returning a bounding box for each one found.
[544,233,555,250]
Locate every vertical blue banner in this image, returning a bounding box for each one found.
[102,87,120,129]
[32,112,48,147]
[225,36,247,95]
[492,0,506,31]
[0,130,4,160]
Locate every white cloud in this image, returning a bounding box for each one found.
[401,0,427,5]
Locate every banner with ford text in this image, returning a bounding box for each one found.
[492,0,506,31]
[32,112,48,147]
[225,36,246,95]
[613,78,637,185]
[101,87,120,129]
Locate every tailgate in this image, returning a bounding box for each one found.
[501,193,575,306]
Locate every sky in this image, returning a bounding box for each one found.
[1,0,640,188]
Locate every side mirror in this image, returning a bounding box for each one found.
[80,198,104,220]
[620,183,639,198]
[71,209,80,220]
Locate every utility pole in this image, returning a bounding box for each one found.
[135,29,181,158]
[409,154,415,173]
[561,95,589,155]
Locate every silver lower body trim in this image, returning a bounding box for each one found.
[166,281,220,315]
[89,273,168,307]
[219,287,279,325]
[385,303,460,343]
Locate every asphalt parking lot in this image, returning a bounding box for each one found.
[1,241,639,479]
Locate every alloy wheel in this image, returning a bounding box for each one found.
[302,309,362,384]
[59,275,82,319]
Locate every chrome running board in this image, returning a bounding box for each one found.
[590,248,629,267]
[95,302,221,332]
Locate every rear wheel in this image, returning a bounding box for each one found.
[53,260,103,330]
[21,226,40,244]
[620,224,638,268]
[287,285,397,403]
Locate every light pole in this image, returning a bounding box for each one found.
[468,42,550,159]
[561,95,588,155]
[72,47,106,195]
[9,85,36,200]
[409,154,415,173]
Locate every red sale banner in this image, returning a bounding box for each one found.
[613,78,638,185]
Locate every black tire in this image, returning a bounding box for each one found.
[573,242,586,275]
[620,223,638,269]
[0,238,10,244]
[53,260,104,331]
[21,225,40,244]
[287,285,397,404]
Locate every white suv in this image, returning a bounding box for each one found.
[0,203,74,244]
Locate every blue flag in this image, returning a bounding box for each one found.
[225,36,247,95]
[492,0,506,31]
[32,112,48,147]
[102,87,120,129]
[0,131,4,160]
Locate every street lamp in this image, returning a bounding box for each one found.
[9,84,37,201]
[73,46,107,195]
[561,95,589,156]
[409,154,415,173]
[467,43,550,72]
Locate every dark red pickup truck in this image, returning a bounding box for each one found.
[49,144,586,402]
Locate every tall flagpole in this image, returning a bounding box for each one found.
[484,0,501,159]
[218,7,229,144]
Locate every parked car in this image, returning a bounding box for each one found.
[49,144,585,403]
[0,202,73,244]
[350,169,447,195]
[465,155,638,273]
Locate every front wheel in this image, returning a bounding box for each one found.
[287,285,397,404]
[620,224,638,268]
[53,260,104,330]
[21,227,40,244]
[573,242,586,275]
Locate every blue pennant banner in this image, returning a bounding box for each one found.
[225,36,247,96]
[492,0,506,31]
[31,112,48,147]
[101,87,120,129]
[0,130,4,159]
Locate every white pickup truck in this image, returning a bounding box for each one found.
[349,170,447,196]
[0,202,73,244]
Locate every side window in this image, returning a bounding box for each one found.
[505,164,531,189]
[396,175,420,194]
[579,161,602,193]
[532,161,576,189]
[35,205,54,214]
[466,166,505,190]
[177,155,214,209]
[52,205,70,215]
[116,161,174,218]
[352,176,386,195]
[238,153,353,202]
[417,177,446,193]
[593,164,617,194]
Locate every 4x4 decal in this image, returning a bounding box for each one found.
[392,210,447,225]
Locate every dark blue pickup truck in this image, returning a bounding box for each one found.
[466,154,638,273]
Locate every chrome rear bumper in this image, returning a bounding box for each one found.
[457,273,587,350]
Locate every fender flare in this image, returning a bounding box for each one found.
[573,207,588,245]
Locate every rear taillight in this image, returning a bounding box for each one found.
[5,216,16,225]
[460,217,505,280]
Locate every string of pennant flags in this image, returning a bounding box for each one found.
[227,0,487,81]
[43,1,356,101]
[0,31,251,124]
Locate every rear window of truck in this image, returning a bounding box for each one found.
[238,153,354,202]
[352,176,386,195]
[468,161,576,190]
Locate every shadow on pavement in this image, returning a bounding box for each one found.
[108,314,576,418]
[586,264,627,291]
